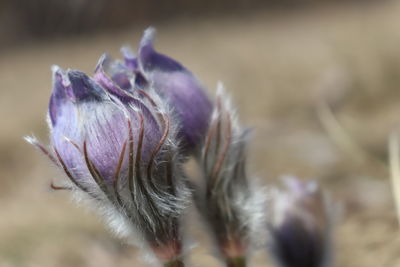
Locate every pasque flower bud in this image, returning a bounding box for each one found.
[268,178,333,267]
[121,28,213,152]
[27,63,190,265]
[195,86,265,266]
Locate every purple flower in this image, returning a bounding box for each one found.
[122,28,213,152]
[27,64,190,264]
[268,178,333,267]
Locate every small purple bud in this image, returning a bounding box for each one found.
[269,177,333,267]
[122,27,213,152]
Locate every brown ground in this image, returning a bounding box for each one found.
[1,2,400,266]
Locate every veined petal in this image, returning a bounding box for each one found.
[78,101,130,183]
[50,69,162,184]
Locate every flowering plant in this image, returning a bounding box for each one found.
[27,28,333,267]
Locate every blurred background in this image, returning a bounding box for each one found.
[1,0,400,266]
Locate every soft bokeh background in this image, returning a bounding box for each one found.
[1,0,400,266]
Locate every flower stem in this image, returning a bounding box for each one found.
[226,256,246,267]
[163,258,184,267]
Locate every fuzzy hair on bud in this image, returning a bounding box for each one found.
[194,84,266,264]
[27,62,191,265]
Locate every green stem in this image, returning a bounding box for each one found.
[163,258,184,267]
[226,256,246,267]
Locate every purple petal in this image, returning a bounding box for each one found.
[84,101,162,182]
[112,72,132,90]
[138,28,184,72]
[120,47,149,90]
[152,71,212,149]
[53,102,126,183]
[94,54,134,100]
[49,66,70,126]
[137,28,213,150]
[81,103,130,181]
[121,46,138,72]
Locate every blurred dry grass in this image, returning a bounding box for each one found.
[1,1,400,266]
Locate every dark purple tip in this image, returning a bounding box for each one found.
[67,70,105,102]
[138,28,184,72]
[270,178,330,267]
[272,218,324,267]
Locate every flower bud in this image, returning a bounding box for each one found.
[27,64,190,265]
[195,86,265,265]
[268,177,333,267]
[122,28,213,152]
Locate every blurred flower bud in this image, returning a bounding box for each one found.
[268,177,333,267]
[27,64,190,265]
[121,27,213,152]
[195,85,266,266]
